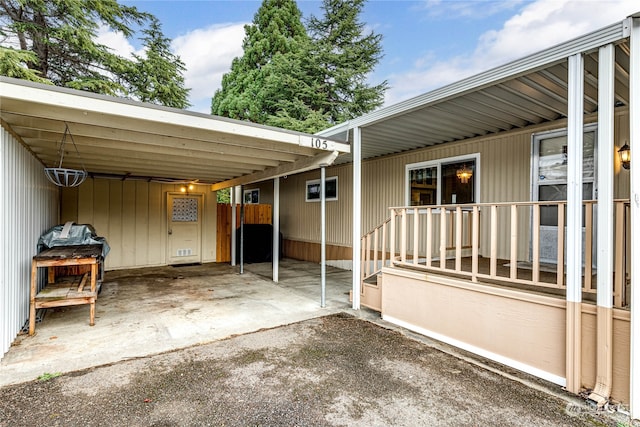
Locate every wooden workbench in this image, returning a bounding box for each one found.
[29,244,102,335]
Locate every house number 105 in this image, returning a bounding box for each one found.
[311,138,328,150]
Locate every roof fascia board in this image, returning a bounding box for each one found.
[211,150,339,191]
[0,77,349,154]
[320,18,629,137]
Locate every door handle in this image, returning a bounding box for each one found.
[168,229,172,235]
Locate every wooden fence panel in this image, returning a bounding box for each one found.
[216,204,272,262]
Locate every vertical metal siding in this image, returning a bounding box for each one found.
[1,127,58,359]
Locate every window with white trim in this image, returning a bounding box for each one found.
[406,154,479,206]
[306,176,338,202]
[243,188,260,204]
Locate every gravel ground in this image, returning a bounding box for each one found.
[0,313,635,426]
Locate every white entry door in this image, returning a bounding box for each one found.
[532,125,596,264]
[167,193,203,265]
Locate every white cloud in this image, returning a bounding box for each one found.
[172,23,246,113]
[384,0,639,106]
[422,0,525,20]
[95,25,139,59]
[96,23,246,114]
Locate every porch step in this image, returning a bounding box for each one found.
[362,273,380,285]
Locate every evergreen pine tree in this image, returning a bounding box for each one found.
[128,18,190,108]
[0,0,190,108]
[307,0,388,125]
[211,0,326,131]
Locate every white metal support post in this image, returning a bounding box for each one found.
[239,184,244,274]
[588,42,615,406]
[596,43,615,308]
[629,15,640,420]
[352,127,362,310]
[565,52,584,394]
[321,166,326,308]
[273,178,280,283]
[231,186,237,266]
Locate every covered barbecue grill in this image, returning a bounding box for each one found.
[37,222,110,282]
[28,222,110,334]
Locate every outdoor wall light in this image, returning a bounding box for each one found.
[456,164,473,184]
[619,143,630,170]
[180,184,195,193]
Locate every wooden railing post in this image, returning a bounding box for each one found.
[373,226,379,274]
[557,203,565,287]
[614,201,625,307]
[381,221,387,269]
[365,232,371,278]
[455,206,462,272]
[440,207,447,269]
[426,208,433,267]
[584,201,593,290]
[360,235,366,283]
[509,204,518,280]
[413,207,420,265]
[389,209,396,264]
[490,205,498,278]
[400,208,407,262]
[472,206,479,282]
[532,204,540,284]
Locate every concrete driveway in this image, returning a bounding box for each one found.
[0,259,636,426]
[1,259,355,386]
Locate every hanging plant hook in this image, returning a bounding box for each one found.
[44,123,88,187]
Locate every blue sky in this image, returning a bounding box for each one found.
[107,0,640,113]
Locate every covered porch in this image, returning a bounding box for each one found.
[313,13,640,414]
[357,199,632,403]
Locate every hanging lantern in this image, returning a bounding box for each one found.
[618,143,630,170]
[44,124,88,187]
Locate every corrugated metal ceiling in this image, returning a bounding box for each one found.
[329,20,631,165]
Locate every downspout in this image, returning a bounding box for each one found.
[588,43,615,407]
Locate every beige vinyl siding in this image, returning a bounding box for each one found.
[614,111,630,199]
[1,127,58,359]
[281,110,630,262]
[282,128,532,255]
[280,164,353,247]
[244,181,275,206]
[61,179,216,270]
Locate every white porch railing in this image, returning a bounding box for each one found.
[361,200,630,308]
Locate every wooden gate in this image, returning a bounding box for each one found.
[216,204,272,262]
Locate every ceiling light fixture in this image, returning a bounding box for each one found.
[456,164,473,184]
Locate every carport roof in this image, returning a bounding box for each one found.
[0,77,349,187]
